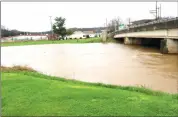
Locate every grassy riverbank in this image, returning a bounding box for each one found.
[2,66,178,116]
[1,38,104,47]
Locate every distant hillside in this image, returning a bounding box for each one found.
[69,27,106,33]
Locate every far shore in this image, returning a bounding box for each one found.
[1,37,116,47]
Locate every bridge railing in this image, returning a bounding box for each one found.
[114,17,178,35]
[130,17,178,29]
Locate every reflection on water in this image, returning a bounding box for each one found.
[1,43,178,93]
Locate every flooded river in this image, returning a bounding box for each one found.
[1,43,178,93]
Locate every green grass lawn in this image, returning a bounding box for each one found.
[1,38,103,47]
[2,66,178,116]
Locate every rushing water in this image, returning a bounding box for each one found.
[1,43,178,93]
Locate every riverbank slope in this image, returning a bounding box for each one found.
[2,66,178,116]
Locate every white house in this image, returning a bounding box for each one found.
[66,31,87,39]
[89,34,95,38]
[83,31,96,38]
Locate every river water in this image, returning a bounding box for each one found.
[1,43,178,94]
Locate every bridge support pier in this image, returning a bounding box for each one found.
[101,30,107,42]
[160,39,178,54]
[124,37,142,45]
[124,37,132,44]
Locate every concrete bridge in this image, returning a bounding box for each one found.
[113,18,178,54]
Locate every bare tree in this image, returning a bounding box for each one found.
[126,18,132,29]
[1,25,6,30]
[107,17,123,33]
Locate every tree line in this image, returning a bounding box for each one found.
[1,26,22,37]
[1,25,52,38]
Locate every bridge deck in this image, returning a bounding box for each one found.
[114,28,178,39]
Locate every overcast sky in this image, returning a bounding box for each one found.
[1,2,178,32]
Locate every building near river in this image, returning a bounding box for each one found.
[66,31,87,39]
[83,31,95,38]
[1,35,48,42]
[65,30,102,39]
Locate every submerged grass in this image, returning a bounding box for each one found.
[1,65,35,72]
[1,66,178,116]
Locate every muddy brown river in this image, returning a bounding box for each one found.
[1,43,178,94]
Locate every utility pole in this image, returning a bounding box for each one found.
[156,1,158,19]
[106,18,107,26]
[177,0,178,18]
[157,3,162,19]
[106,18,108,31]
[117,18,120,31]
[115,21,117,32]
[159,4,161,18]
[150,1,161,20]
[128,18,131,30]
[49,16,53,38]
[157,7,160,19]
[177,1,178,35]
